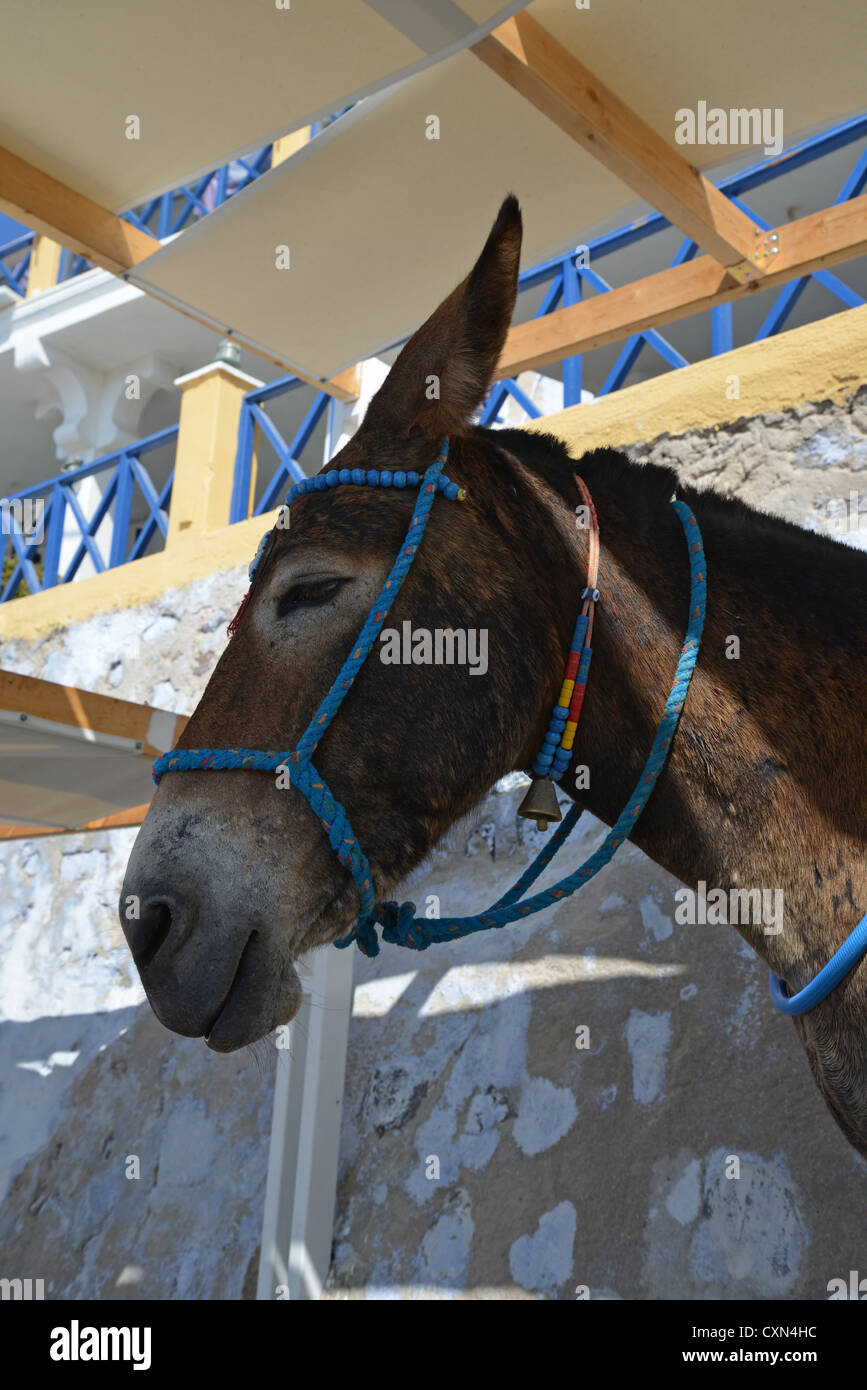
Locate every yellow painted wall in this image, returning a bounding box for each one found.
[531,302,867,456]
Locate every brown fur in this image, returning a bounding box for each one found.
[120,196,867,1158]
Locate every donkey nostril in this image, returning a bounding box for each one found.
[130,900,174,969]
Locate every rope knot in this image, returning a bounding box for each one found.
[378,900,428,951]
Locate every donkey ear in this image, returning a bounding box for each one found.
[363,195,522,440]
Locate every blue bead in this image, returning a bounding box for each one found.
[445,482,458,500]
[351,469,365,485]
[314,475,327,490]
[339,469,351,484]
[406,471,420,486]
[380,470,392,486]
[326,471,340,487]
[543,733,560,748]
[393,471,406,488]
[366,470,379,486]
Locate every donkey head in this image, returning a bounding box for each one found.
[120,197,580,1051]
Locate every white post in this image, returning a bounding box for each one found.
[324,357,390,461]
[256,944,355,1300]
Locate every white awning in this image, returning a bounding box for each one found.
[0,0,527,211]
[128,0,867,380]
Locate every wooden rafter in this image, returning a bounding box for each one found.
[0,145,155,276]
[0,670,189,839]
[496,196,867,378]
[0,804,150,842]
[473,13,766,282]
[0,145,356,400]
[0,669,186,762]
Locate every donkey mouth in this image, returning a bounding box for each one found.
[204,933,302,1053]
[203,886,356,1050]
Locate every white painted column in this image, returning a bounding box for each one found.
[256,944,355,1300]
[15,338,178,582]
[324,356,390,461]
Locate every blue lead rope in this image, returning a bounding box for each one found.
[768,910,867,1015]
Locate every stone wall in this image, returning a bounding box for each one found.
[631,385,867,550]
[1,388,865,1300]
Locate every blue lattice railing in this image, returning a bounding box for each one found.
[3,112,866,587]
[0,233,33,296]
[0,427,177,601]
[481,111,867,421]
[230,377,331,523]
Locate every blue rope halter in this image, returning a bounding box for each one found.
[151,434,866,1015]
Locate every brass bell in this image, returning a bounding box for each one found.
[517,776,563,831]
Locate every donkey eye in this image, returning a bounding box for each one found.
[276,577,347,616]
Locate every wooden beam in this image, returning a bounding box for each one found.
[0,670,186,762]
[0,145,155,275]
[271,127,312,166]
[25,234,63,297]
[473,13,765,281]
[496,196,867,378]
[0,144,356,400]
[0,803,150,841]
[329,362,363,400]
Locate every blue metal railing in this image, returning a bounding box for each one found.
[0,232,33,295]
[484,110,867,417]
[0,427,177,601]
[230,377,331,523]
[4,112,866,568]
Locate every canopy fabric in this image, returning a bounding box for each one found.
[0,673,182,831]
[128,0,867,380]
[0,0,527,211]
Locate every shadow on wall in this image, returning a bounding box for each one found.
[321,794,867,1301]
[0,1004,273,1300]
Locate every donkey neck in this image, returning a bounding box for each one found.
[495,430,867,984]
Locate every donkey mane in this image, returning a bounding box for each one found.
[482,424,867,651]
